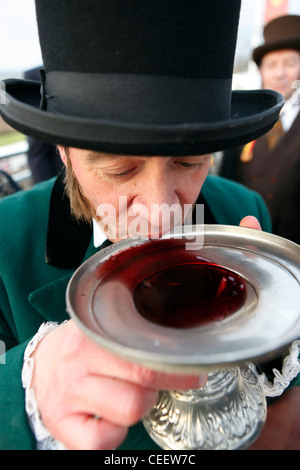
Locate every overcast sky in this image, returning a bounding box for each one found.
[0,0,300,78]
[0,0,41,75]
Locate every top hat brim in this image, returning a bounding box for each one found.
[0,79,284,156]
[253,38,300,66]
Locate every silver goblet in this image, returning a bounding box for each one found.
[66,225,300,450]
[143,366,266,450]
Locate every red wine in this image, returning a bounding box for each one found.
[134,264,246,328]
[96,238,247,329]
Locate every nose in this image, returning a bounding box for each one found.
[273,64,287,79]
[130,159,181,236]
[134,159,179,206]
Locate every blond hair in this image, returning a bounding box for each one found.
[62,148,95,225]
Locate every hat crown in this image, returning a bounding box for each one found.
[36,0,240,79]
[264,15,300,44]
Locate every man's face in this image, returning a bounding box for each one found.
[260,49,300,100]
[60,148,211,242]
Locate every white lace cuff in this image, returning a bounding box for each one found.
[22,323,300,449]
[21,321,67,450]
[249,340,300,397]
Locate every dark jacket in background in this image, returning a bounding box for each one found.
[24,67,63,184]
[220,111,300,245]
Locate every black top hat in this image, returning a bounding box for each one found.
[0,0,283,156]
[253,15,300,66]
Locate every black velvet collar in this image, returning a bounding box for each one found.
[46,170,217,269]
[46,170,92,269]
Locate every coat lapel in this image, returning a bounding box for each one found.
[28,236,102,321]
[26,170,95,321]
[28,273,73,322]
[45,169,93,269]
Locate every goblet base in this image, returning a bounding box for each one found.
[143,365,266,450]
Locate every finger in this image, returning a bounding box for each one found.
[53,414,128,450]
[70,375,159,426]
[93,352,206,391]
[239,216,262,231]
[69,321,207,391]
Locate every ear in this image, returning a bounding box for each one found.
[57,145,68,166]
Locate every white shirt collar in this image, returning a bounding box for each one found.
[280,89,300,132]
[92,218,107,248]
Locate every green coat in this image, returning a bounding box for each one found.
[0,173,289,450]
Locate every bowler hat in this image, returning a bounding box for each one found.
[0,0,283,156]
[253,15,300,66]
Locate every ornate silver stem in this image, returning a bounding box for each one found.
[143,364,266,450]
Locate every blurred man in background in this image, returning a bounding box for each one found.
[220,15,300,245]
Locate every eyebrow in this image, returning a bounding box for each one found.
[85,151,117,163]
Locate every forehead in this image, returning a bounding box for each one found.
[69,148,142,166]
[83,150,122,162]
[70,148,208,164]
[261,49,300,65]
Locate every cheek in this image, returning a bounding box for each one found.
[69,163,110,209]
[179,164,210,205]
[261,72,273,87]
[81,175,132,218]
[76,171,101,205]
[287,67,300,83]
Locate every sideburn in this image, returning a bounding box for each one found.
[63,154,95,225]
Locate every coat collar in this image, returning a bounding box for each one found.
[45,170,92,268]
[45,170,216,269]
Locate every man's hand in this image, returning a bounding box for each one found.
[31,320,207,450]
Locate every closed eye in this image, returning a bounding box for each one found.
[105,167,138,179]
[177,162,204,170]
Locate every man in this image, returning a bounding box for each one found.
[220,15,300,245]
[0,0,296,451]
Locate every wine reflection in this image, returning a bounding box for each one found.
[134,263,248,329]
